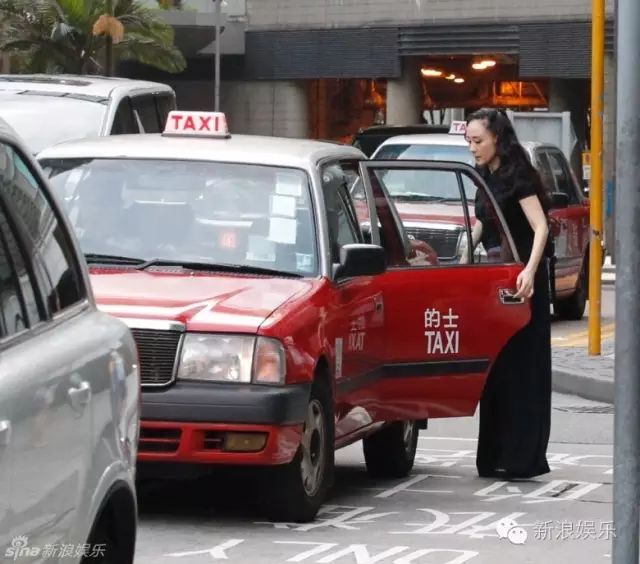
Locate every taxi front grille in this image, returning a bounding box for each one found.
[130,328,182,386]
[405,227,461,260]
[139,427,181,453]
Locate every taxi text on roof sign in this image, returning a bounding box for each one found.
[163,111,230,138]
[449,120,467,135]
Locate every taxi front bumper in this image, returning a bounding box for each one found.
[137,381,310,465]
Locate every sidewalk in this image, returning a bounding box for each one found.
[551,255,615,403]
[602,255,616,285]
[552,339,615,404]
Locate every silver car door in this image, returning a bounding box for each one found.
[0,213,23,553]
[1,142,93,553]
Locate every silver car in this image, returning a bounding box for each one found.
[0,74,176,154]
[0,118,140,563]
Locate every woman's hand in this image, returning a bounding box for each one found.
[514,267,535,298]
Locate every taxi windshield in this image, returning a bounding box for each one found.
[374,143,477,202]
[40,158,318,276]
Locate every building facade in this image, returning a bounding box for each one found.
[123,0,618,251]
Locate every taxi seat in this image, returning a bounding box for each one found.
[127,201,196,253]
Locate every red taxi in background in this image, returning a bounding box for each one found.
[38,111,530,522]
[370,121,592,320]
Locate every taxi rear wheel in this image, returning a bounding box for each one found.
[266,376,334,523]
[363,420,419,478]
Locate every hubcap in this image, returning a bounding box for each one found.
[300,399,326,496]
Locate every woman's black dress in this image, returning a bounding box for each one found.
[474,167,552,479]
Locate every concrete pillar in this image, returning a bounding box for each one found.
[220,80,309,138]
[386,57,422,125]
[1,53,10,73]
[170,79,309,138]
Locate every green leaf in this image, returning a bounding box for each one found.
[0,0,186,74]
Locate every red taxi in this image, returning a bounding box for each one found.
[370,121,592,320]
[38,111,530,522]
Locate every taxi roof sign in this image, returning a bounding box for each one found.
[449,120,467,135]
[163,111,230,138]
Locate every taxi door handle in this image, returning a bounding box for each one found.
[374,296,384,312]
[0,420,11,447]
[499,289,525,305]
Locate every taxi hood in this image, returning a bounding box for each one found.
[89,268,317,333]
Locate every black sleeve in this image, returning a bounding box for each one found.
[515,176,538,201]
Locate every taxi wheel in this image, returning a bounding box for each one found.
[363,420,419,478]
[266,376,334,523]
[555,255,587,320]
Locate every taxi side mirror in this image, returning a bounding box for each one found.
[334,244,386,279]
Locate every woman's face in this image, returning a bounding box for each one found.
[466,119,498,168]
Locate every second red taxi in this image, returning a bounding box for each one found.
[38,111,531,522]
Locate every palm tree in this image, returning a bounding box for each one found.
[0,0,187,75]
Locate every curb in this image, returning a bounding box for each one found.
[552,367,614,404]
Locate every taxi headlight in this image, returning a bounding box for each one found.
[176,334,286,384]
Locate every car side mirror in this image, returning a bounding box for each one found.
[551,192,569,209]
[334,244,386,279]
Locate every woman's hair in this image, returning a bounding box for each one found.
[466,108,550,213]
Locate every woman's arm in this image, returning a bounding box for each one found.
[514,195,549,298]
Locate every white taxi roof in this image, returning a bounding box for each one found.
[0,74,173,101]
[376,132,538,153]
[378,133,468,148]
[36,132,366,170]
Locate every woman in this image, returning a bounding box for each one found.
[465,108,552,480]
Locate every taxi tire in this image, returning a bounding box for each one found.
[363,420,419,479]
[265,376,334,523]
[555,254,587,321]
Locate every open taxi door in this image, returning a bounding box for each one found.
[355,160,532,421]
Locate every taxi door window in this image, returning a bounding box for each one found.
[320,163,362,264]
[362,165,514,267]
[155,93,176,126]
[111,97,139,135]
[347,163,409,265]
[534,150,557,197]
[545,150,578,204]
[132,95,162,133]
[0,144,86,315]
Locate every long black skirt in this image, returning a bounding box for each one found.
[476,259,552,479]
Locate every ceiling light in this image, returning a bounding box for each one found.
[472,59,497,71]
[421,68,443,77]
[446,74,456,80]
[454,77,465,84]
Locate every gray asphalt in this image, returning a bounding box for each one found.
[134,392,614,563]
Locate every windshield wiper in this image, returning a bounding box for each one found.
[136,259,303,278]
[84,253,145,265]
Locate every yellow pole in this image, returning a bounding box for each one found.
[588,0,605,356]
